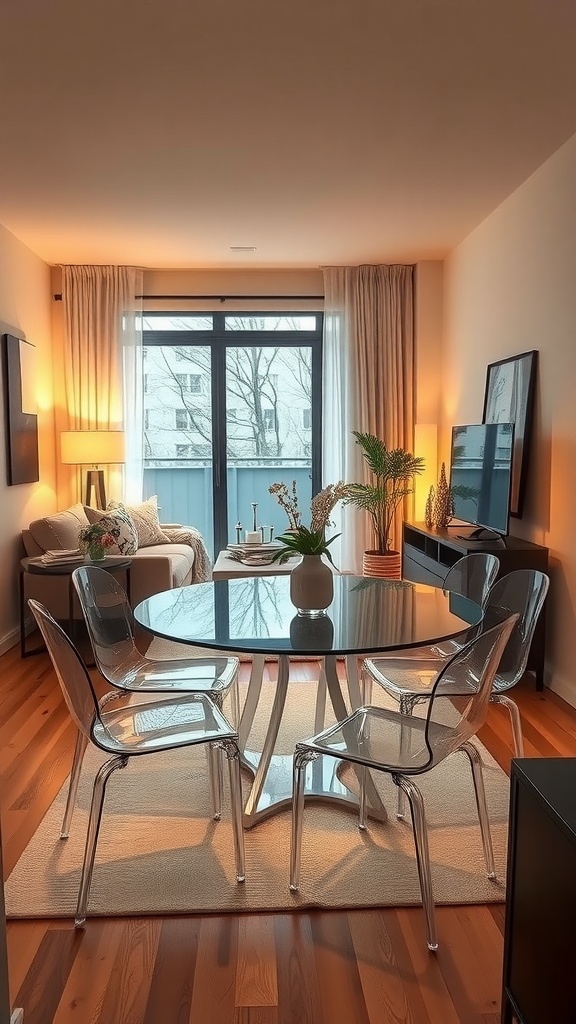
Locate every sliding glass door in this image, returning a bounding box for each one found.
[142,313,323,557]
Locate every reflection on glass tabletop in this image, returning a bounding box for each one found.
[134,575,482,657]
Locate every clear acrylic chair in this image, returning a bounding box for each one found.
[28,599,246,928]
[289,615,517,952]
[364,568,549,760]
[364,551,500,680]
[71,564,240,719]
[69,565,241,828]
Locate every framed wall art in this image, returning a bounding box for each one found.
[482,350,537,518]
[2,333,39,485]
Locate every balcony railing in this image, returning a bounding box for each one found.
[144,459,312,559]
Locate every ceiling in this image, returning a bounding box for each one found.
[1,0,576,270]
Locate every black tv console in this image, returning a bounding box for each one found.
[402,521,549,689]
[502,759,576,1024]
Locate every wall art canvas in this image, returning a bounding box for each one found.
[482,350,537,518]
[2,333,39,485]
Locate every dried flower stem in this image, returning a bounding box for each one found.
[268,480,301,528]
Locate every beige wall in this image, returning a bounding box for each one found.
[443,132,576,704]
[0,223,54,652]
[142,268,325,312]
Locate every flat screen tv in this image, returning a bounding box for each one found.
[449,422,514,540]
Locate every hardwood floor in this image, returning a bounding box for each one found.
[3,641,575,1024]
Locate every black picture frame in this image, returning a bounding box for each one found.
[482,350,537,519]
[2,333,39,485]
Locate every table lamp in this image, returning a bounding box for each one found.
[60,429,125,508]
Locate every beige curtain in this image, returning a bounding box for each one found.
[322,264,415,571]
[61,265,143,504]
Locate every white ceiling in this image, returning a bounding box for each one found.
[1,0,576,269]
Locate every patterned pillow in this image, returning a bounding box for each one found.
[81,506,139,556]
[108,496,170,548]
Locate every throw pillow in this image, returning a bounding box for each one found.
[108,495,171,548]
[81,506,139,556]
[29,503,90,551]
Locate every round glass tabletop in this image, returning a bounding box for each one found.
[134,574,482,656]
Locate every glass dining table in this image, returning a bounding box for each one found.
[134,574,482,828]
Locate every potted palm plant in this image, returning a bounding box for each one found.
[346,430,425,578]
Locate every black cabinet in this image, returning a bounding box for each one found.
[502,759,576,1024]
[402,522,548,689]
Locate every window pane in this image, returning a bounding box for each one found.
[141,315,321,558]
[225,315,317,331]
[142,315,213,331]
[142,343,213,551]
[225,346,313,541]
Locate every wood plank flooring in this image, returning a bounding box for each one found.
[3,641,574,1024]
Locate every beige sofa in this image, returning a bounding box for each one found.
[21,503,209,627]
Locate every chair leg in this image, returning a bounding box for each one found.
[358,765,368,830]
[229,670,240,729]
[61,730,89,838]
[290,747,318,891]
[395,774,438,951]
[460,741,496,878]
[396,696,415,820]
[75,754,128,928]
[222,740,246,883]
[207,743,223,820]
[491,693,525,757]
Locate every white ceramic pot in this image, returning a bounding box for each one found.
[290,555,334,616]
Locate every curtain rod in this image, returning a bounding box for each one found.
[53,293,324,302]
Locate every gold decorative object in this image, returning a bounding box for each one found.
[432,463,454,529]
[425,486,435,528]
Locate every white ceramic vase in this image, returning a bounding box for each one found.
[290,555,334,616]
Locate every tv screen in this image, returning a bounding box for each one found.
[449,422,514,537]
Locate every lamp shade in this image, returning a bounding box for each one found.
[60,430,125,466]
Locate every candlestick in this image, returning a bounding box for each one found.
[235,521,242,543]
[251,502,258,532]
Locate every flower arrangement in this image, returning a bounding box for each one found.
[268,480,301,529]
[78,522,116,561]
[269,481,351,565]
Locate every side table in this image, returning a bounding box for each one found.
[20,555,132,658]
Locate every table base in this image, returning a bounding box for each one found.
[240,750,388,828]
[238,653,388,829]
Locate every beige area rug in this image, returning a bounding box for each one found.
[5,678,510,920]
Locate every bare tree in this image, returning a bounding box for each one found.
[143,315,313,461]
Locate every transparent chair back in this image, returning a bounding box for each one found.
[71,564,235,694]
[376,551,500,668]
[72,564,136,679]
[443,552,500,608]
[28,599,105,741]
[420,614,518,767]
[484,568,549,693]
[357,616,517,774]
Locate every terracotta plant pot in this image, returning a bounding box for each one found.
[362,550,402,579]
